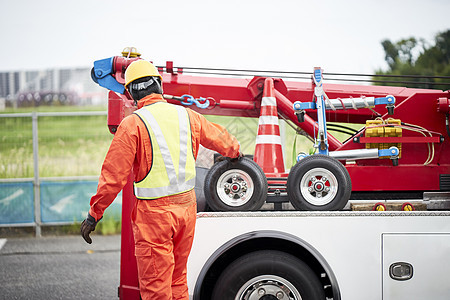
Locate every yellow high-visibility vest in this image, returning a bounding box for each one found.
[133,102,196,199]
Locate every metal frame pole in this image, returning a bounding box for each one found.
[32,112,41,237]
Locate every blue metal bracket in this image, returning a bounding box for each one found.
[92,57,125,94]
[314,68,322,84]
[374,95,395,106]
[293,101,316,110]
[378,147,399,158]
[375,95,396,114]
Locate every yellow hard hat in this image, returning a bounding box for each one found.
[124,60,162,88]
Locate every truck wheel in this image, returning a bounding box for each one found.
[287,154,351,211]
[204,157,267,211]
[211,250,325,300]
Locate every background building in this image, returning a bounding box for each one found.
[0,68,106,109]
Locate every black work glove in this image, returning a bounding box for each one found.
[80,213,101,244]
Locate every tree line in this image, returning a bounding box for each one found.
[375,29,450,90]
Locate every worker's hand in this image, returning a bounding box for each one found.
[215,151,244,163]
[230,151,244,162]
[80,213,100,244]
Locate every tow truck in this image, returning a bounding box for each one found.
[91,48,450,300]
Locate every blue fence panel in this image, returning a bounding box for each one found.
[0,182,34,224]
[40,180,122,223]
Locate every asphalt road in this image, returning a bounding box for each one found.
[0,234,121,300]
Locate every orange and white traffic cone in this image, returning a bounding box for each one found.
[254,77,287,177]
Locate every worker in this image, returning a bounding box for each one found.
[80,60,242,299]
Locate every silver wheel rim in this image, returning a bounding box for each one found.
[216,169,254,207]
[300,167,338,206]
[235,275,302,300]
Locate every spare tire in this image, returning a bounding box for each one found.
[204,157,267,211]
[287,154,351,211]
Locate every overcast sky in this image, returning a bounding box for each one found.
[0,0,449,75]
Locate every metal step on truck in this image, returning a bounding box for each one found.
[91,48,450,300]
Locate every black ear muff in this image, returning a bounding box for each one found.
[130,88,139,103]
[128,76,162,101]
[154,78,163,94]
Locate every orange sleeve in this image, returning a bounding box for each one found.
[88,116,138,221]
[187,109,240,158]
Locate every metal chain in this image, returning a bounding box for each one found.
[180,94,210,109]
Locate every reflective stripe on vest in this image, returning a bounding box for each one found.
[133,102,196,199]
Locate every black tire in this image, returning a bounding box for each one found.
[204,157,267,211]
[287,154,351,211]
[194,167,209,212]
[211,250,325,300]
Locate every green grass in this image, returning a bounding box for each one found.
[96,215,122,235]
[0,106,112,179]
[32,216,122,236]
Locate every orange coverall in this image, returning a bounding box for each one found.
[88,94,240,299]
